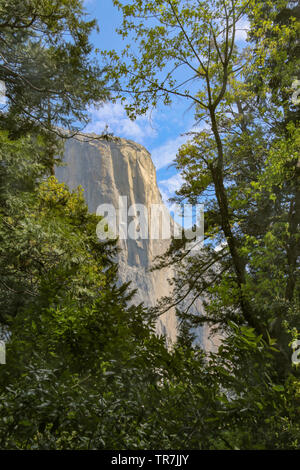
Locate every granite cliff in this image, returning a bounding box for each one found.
[56,134,178,343]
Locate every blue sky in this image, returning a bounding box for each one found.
[83,0,249,207]
[81,0,199,206]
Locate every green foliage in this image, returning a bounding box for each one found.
[0,0,299,451]
[0,132,171,449]
[103,0,300,449]
[0,0,109,138]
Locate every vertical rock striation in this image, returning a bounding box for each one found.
[56,134,178,343]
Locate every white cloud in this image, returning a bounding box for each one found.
[235,18,250,42]
[150,134,187,170]
[159,174,199,230]
[150,120,208,170]
[86,102,157,143]
[158,174,184,227]
[158,173,184,210]
[159,173,184,195]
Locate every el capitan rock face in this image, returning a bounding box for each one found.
[56,134,178,343]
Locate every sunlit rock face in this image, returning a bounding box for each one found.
[56,134,178,344]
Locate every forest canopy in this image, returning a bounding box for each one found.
[0,0,299,450]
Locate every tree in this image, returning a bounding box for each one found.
[0,0,299,450]
[0,141,172,448]
[0,0,110,174]
[105,0,300,376]
[105,0,262,331]
[0,1,174,449]
[101,1,300,448]
[0,0,109,135]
